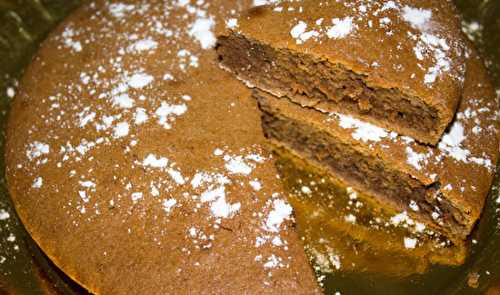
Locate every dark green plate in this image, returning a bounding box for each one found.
[0,1,498,294]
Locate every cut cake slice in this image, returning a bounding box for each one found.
[217,0,470,144]
[255,52,498,242]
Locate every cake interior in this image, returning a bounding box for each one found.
[256,93,469,240]
[217,33,441,143]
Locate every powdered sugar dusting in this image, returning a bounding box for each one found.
[401,6,432,31]
[0,210,10,221]
[336,113,388,142]
[188,17,216,49]
[127,73,154,89]
[263,199,293,233]
[265,1,466,89]
[327,17,355,39]
[290,21,319,44]
[404,237,417,249]
[155,102,187,129]
[26,142,50,161]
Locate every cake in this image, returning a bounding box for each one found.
[5,0,321,293]
[217,0,470,144]
[255,50,498,244]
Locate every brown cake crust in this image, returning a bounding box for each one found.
[5,1,320,294]
[217,0,469,144]
[255,51,499,242]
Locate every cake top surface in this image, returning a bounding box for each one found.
[260,51,499,234]
[230,0,470,134]
[5,0,320,293]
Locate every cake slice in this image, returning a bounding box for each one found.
[217,0,469,144]
[255,51,498,242]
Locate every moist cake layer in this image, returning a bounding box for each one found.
[4,1,321,294]
[253,49,498,242]
[218,33,440,140]
[258,91,466,239]
[217,0,470,144]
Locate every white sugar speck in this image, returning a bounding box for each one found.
[134,108,149,125]
[249,180,262,191]
[79,191,90,203]
[113,122,130,138]
[438,122,468,161]
[163,73,174,81]
[344,214,356,224]
[263,254,280,269]
[162,198,177,214]
[131,192,143,202]
[224,156,253,175]
[79,181,96,188]
[112,93,135,109]
[226,18,238,29]
[26,141,50,161]
[210,196,241,218]
[6,87,15,98]
[301,186,312,194]
[264,199,293,232]
[189,17,216,49]
[6,233,15,242]
[32,177,43,189]
[404,237,418,249]
[0,209,9,220]
[143,154,169,168]
[200,185,226,203]
[381,1,398,11]
[327,17,354,39]
[79,112,96,127]
[401,6,432,31]
[168,168,185,185]
[415,222,426,233]
[290,21,318,43]
[129,38,158,52]
[155,102,187,129]
[390,211,412,226]
[108,3,135,18]
[128,73,154,89]
[253,0,278,6]
[405,147,427,170]
[336,113,388,142]
[409,200,419,211]
[291,21,307,39]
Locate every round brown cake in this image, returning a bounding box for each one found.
[5,0,499,293]
[5,0,320,294]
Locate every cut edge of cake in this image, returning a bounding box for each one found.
[255,89,471,243]
[253,45,499,244]
[216,0,472,145]
[218,32,452,145]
